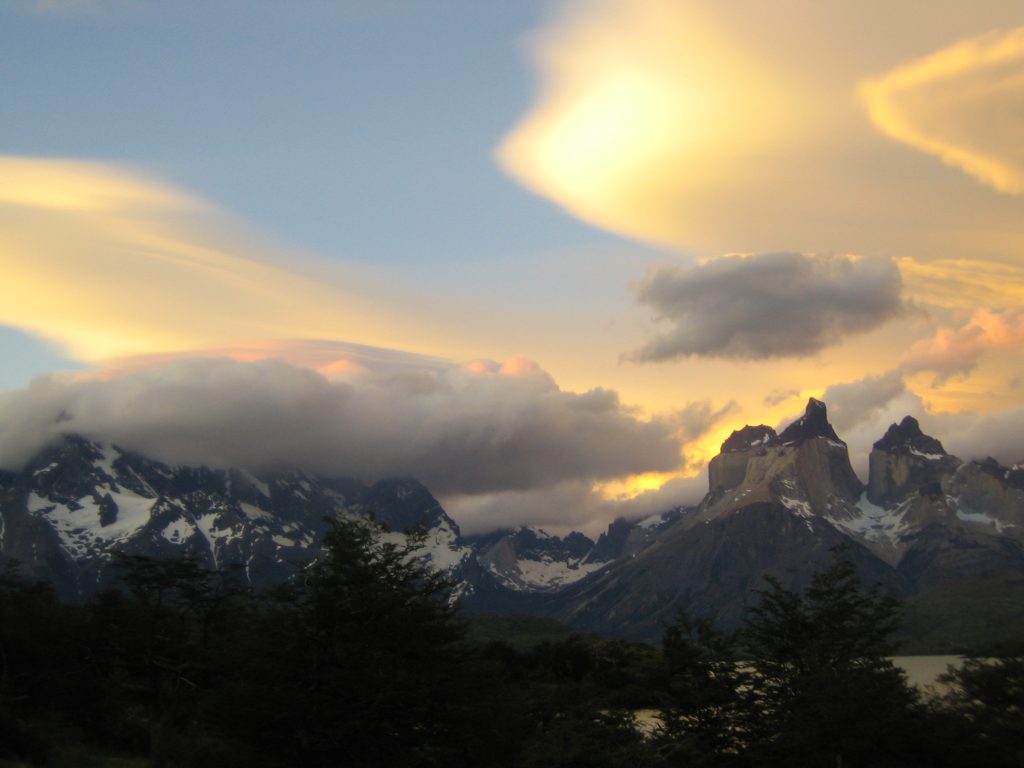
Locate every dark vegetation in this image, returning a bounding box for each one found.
[0,525,1021,768]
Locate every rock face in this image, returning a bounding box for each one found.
[544,402,1024,641]
[0,435,477,600]
[867,416,961,506]
[947,458,1024,527]
[706,399,863,522]
[550,502,898,641]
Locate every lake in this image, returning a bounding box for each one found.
[894,654,965,695]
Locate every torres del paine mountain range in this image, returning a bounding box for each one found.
[2,398,1022,648]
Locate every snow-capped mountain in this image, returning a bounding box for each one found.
[466,526,608,592]
[3,401,1023,648]
[543,399,1024,641]
[0,435,475,599]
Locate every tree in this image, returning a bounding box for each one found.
[653,611,750,767]
[938,655,1024,767]
[741,551,921,767]
[214,517,473,768]
[94,554,249,767]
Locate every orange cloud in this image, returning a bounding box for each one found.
[498,2,1024,266]
[861,26,1024,194]
[902,308,1024,384]
[898,257,1024,309]
[0,157,419,362]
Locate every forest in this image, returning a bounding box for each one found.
[0,520,1021,768]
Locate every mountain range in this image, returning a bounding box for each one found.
[2,398,1022,650]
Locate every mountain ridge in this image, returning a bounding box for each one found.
[3,398,1022,649]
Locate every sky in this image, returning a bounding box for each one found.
[1,0,1023,535]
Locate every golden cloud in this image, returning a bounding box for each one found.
[861,26,1024,194]
[495,0,796,248]
[498,2,1024,266]
[0,157,417,362]
[898,256,1024,309]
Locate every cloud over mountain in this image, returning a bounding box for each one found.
[0,356,684,499]
[626,252,905,362]
[820,371,907,434]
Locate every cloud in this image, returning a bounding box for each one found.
[495,0,792,248]
[625,253,905,362]
[0,356,684,501]
[820,370,907,434]
[901,308,1024,384]
[660,399,740,462]
[937,406,1024,465]
[498,1,1024,266]
[448,472,710,537]
[897,257,1024,311]
[0,156,416,363]
[861,26,1024,194]
[764,389,801,408]
[104,339,454,381]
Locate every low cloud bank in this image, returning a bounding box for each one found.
[0,356,686,503]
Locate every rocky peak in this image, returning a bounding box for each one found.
[721,425,777,453]
[2,434,476,600]
[867,417,960,507]
[973,457,1024,491]
[777,398,841,445]
[704,399,862,523]
[944,457,1024,527]
[873,416,946,457]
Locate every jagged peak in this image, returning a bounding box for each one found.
[777,398,841,445]
[873,415,946,457]
[971,456,1024,490]
[721,425,777,453]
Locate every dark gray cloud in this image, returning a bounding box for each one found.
[449,472,711,537]
[625,252,905,362]
[0,357,683,498]
[450,400,732,535]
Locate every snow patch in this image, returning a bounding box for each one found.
[956,508,1012,533]
[93,443,120,481]
[779,496,814,531]
[161,519,194,545]
[416,519,470,571]
[194,512,240,567]
[826,493,909,546]
[909,447,944,461]
[240,502,273,522]
[28,487,156,558]
[241,470,270,498]
[507,556,608,591]
[636,512,667,530]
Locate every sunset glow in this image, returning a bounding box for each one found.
[1,1,1023,533]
